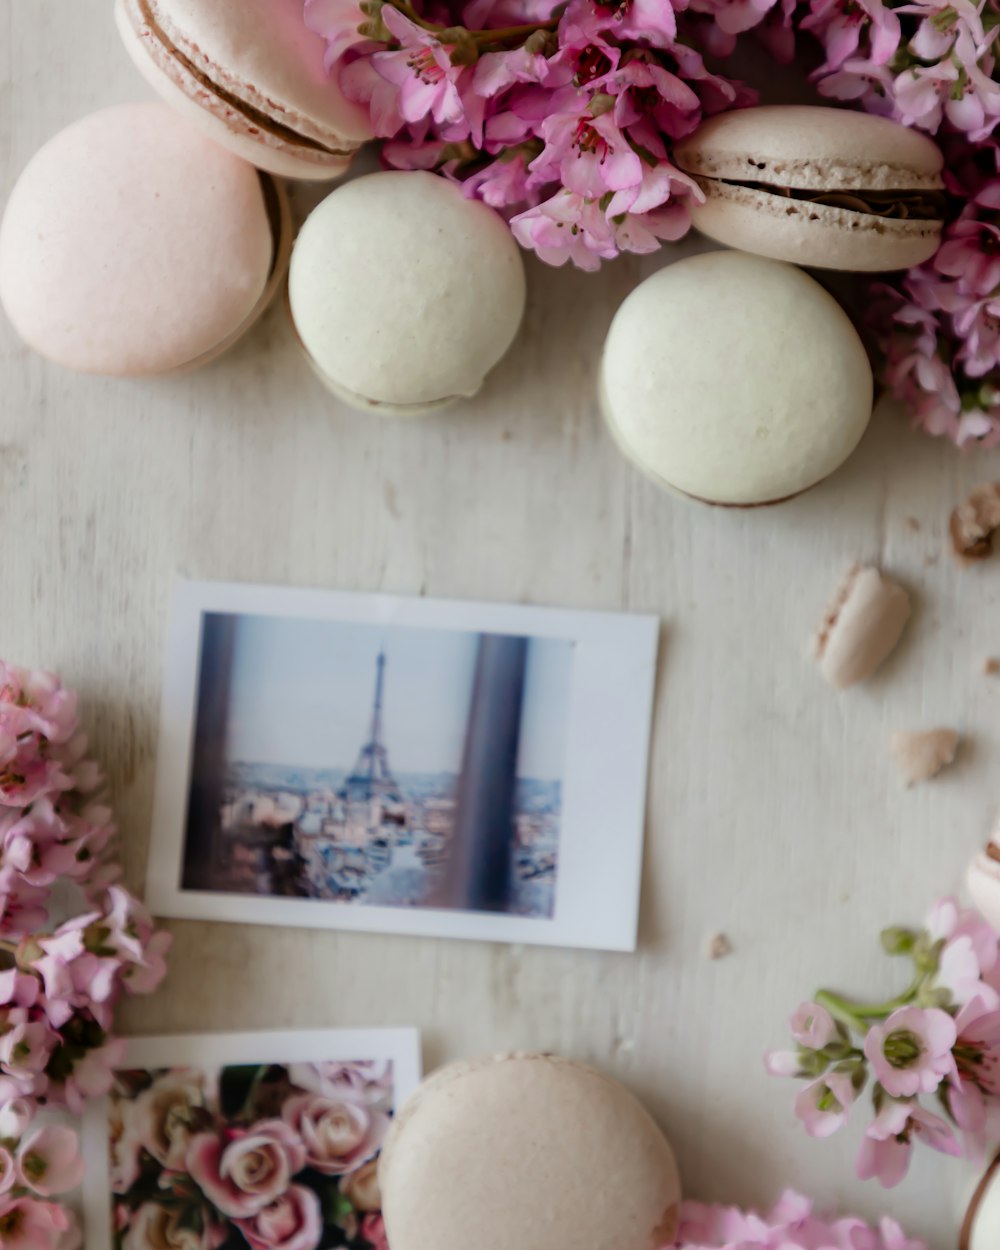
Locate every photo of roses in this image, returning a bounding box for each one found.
[107,1059,394,1250]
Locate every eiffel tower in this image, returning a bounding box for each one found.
[341,649,403,804]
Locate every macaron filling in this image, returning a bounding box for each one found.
[695,176,947,222]
[127,0,354,159]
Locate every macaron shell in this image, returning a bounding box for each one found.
[289,172,527,407]
[600,251,873,506]
[0,103,274,376]
[380,1054,681,1250]
[674,105,944,191]
[689,183,942,271]
[116,0,369,179]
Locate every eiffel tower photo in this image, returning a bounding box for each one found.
[340,649,404,805]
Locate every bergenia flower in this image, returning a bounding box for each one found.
[864,1006,957,1098]
[793,1072,856,1137]
[15,1125,84,1197]
[373,9,471,131]
[789,1001,837,1049]
[856,1100,962,1188]
[677,1189,929,1248]
[305,0,370,66]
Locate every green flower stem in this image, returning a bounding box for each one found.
[815,979,924,1034]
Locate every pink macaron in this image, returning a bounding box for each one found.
[0,102,292,377]
[115,0,372,180]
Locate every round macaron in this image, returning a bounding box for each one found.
[289,171,527,415]
[114,0,372,181]
[600,251,873,506]
[674,105,945,272]
[0,103,291,377]
[379,1053,681,1250]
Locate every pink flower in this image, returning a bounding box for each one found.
[123,1202,224,1250]
[305,0,369,67]
[187,1122,307,1218]
[793,1072,855,1137]
[282,1092,389,1175]
[0,1014,57,1080]
[0,1196,69,1250]
[802,0,901,71]
[789,1001,837,1050]
[460,152,535,211]
[677,1189,929,1247]
[53,1038,127,1115]
[0,1148,16,1195]
[373,10,471,133]
[864,1006,957,1097]
[287,1060,393,1103]
[0,1099,32,1139]
[236,1185,323,1250]
[15,1126,84,1197]
[763,1048,802,1077]
[511,190,617,269]
[559,0,680,48]
[611,58,701,139]
[533,99,644,198]
[856,1100,961,1188]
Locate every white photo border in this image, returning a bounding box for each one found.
[147,579,659,952]
[82,1026,422,1250]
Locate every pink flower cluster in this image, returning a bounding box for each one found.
[307,0,750,269]
[112,1060,393,1250]
[878,155,1000,448]
[766,897,1000,1188]
[675,1189,927,1249]
[802,0,1000,140]
[0,662,172,1246]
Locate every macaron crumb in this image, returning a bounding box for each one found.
[706,932,732,960]
[889,728,959,786]
[950,482,1000,562]
[985,657,1000,678]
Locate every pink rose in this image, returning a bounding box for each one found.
[236,1185,322,1250]
[282,1093,389,1175]
[187,1121,306,1218]
[339,1158,381,1212]
[123,1202,225,1250]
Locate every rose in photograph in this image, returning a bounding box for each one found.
[102,1049,408,1250]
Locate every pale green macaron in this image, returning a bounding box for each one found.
[288,172,527,415]
[601,250,873,506]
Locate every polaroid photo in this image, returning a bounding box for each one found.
[147,579,659,951]
[82,1026,421,1250]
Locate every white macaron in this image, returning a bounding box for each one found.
[379,1053,681,1250]
[288,172,527,415]
[600,250,873,506]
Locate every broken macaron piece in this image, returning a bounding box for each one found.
[889,728,959,786]
[674,105,945,272]
[813,564,912,689]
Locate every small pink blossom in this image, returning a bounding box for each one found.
[373,10,471,133]
[236,1185,323,1250]
[305,0,368,67]
[793,1072,855,1137]
[0,1196,69,1250]
[856,1100,961,1188]
[16,1126,84,1197]
[187,1122,307,1219]
[864,1006,957,1098]
[789,1002,837,1050]
[360,1213,390,1250]
[511,190,617,269]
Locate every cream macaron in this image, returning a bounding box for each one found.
[115,0,372,180]
[600,251,873,506]
[0,103,291,377]
[289,172,527,415]
[674,105,945,272]
[379,1053,682,1250]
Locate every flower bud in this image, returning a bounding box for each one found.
[881,926,917,956]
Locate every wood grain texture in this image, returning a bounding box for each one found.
[3,5,1000,1245]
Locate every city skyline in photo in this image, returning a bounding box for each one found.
[216,613,574,783]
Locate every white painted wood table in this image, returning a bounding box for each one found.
[3,5,1000,1246]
